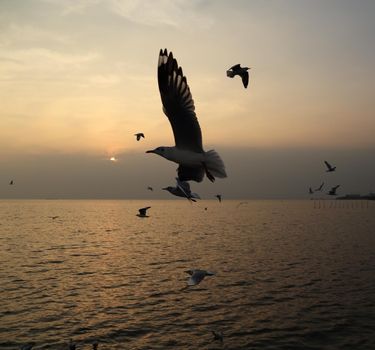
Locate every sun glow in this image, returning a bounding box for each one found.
[110,156,117,162]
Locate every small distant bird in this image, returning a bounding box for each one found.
[162,178,200,202]
[309,187,314,195]
[212,330,224,343]
[147,186,153,191]
[68,339,76,350]
[324,161,336,172]
[185,269,214,286]
[146,49,227,183]
[137,206,151,218]
[134,133,145,141]
[49,216,59,220]
[215,194,222,202]
[92,341,99,350]
[20,345,33,350]
[328,185,340,196]
[226,64,250,88]
[315,182,324,191]
[9,180,14,185]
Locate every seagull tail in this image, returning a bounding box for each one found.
[205,150,227,178]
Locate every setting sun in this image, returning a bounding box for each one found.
[110,156,117,162]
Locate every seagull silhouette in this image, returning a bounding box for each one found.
[162,178,200,202]
[328,185,340,196]
[147,186,153,191]
[215,194,222,202]
[146,49,227,183]
[9,180,14,185]
[324,161,336,172]
[315,182,324,191]
[134,133,145,141]
[137,206,151,218]
[227,64,250,88]
[185,269,214,286]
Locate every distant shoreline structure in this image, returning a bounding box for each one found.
[336,193,375,200]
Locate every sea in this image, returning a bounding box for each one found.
[0,199,374,349]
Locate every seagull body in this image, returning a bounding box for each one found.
[185,269,214,286]
[49,216,59,220]
[9,180,14,185]
[309,187,314,195]
[146,49,227,183]
[137,206,151,218]
[163,178,200,202]
[227,64,250,88]
[328,185,340,196]
[315,182,324,191]
[147,186,153,191]
[324,161,336,172]
[134,133,145,141]
[216,194,222,202]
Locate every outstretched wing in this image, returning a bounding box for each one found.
[230,64,241,71]
[241,71,249,88]
[158,49,203,153]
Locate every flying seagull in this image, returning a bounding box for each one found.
[9,180,14,185]
[328,185,340,196]
[315,182,324,192]
[309,187,314,195]
[211,330,224,344]
[134,133,145,141]
[324,161,336,172]
[147,186,153,191]
[185,269,214,286]
[137,206,151,218]
[49,216,59,220]
[162,178,200,202]
[146,49,227,183]
[215,194,222,202]
[226,64,250,88]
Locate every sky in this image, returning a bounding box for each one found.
[1,0,375,199]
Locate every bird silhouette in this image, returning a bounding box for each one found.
[324,161,336,172]
[328,185,340,196]
[227,64,250,88]
[134,133,145,141]
[137,206,151,217]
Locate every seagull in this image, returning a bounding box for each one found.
[315,182,324,191]
[146,49,227,183]
[134,133,145,141]
[324,161,336,172]
[185,269,214,286]
[212,330,224,344]
[137,206,151,218]
[162,178,201,202]
[49,216,59,220]
[9,180,14,185]
[92,341,99,350]
[309,187,314,195]
[328,185,340,196]
[226,64,250,88]
[215,194,222,202]
[147,186,153,191]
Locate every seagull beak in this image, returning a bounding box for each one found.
[146,149,155,154]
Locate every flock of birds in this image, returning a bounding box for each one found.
[17,49,248,349]
[308,160,340,197]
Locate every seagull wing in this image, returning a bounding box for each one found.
[139,206,151,215]
[241,71,249,88]
[230,64,241,71]
[158,49,203,153]
[178,165,204,182]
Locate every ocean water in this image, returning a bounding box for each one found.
[0,199,374,349]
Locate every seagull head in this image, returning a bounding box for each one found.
[146,146,173,160]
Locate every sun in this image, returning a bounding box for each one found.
[110,156,117,162]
